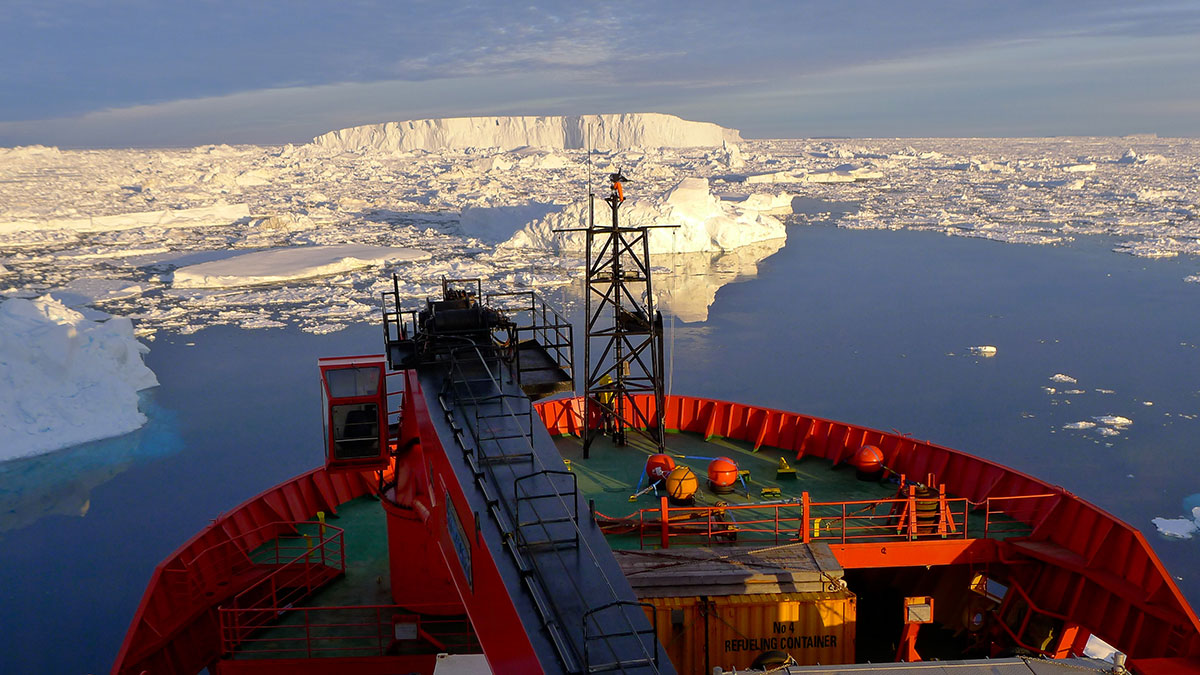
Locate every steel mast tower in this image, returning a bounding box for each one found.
[578,172,671,457]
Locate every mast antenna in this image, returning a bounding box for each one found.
[577,171,673,456]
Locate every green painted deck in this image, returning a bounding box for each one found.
[228,496,474,661]
[225,432,1026,662]
[553,430,1022,549]
[554,430,896,513]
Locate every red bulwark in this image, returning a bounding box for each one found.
[535,394,1200,661]
[112,468,377,675]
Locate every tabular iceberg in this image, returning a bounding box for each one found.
[311,113,741,153]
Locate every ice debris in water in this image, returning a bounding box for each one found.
[1063,421,1097,430]
[1152,507,1200,540]
[969,345,997,357]
[0,295,158,460]
[1050,373,1078,383]
[1092,415,1132,427]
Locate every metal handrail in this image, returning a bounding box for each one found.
[220,527,347,649]
[615,493,1061,549]
[163,520,338,607]
[219,602,479,658]
[984,493,1059,538]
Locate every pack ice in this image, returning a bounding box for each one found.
[0,296,158,460]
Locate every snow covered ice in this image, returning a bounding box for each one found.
[170,244,430,288]
[2,116,1200,341]
[0,296,157,459]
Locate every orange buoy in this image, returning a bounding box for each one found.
[707,456,739,491]
[665,466,698,502]
[852,444,885,479]
[646,453,676,481]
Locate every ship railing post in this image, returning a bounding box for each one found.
[376,607,384,656]
[774,505,780,545]
[907,486,917,541]
[802,492,811,544]
[305,607,312,658]
[660,496,669,549]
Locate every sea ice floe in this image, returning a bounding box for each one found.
[1050,373,1078,383]
[1092,415,1133,427]
[969,345,997,357]
[0,203,250,234]
[0,295,158,460]
[170,244,431,288]
[1063,421,1097,430]
[1152,516,1198,539]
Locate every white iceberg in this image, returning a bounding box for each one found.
[0,296,158,460]
[498,178,787,254]
[310,113,741,153]
[171,244,431,288]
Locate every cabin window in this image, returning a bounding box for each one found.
[332,403,380,459]
[326,366,380,398]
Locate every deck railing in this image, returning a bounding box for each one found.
[157,520,339,609]
[619,492,1060,549]
[485,290,575,383]
[218,603,479,659]
[218,523,346,650]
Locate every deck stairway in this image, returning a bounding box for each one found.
[419,343,668,673]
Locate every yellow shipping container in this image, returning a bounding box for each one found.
[642,591,855,674]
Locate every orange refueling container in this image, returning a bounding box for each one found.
[617,544,855,673]
[640,591,856,672]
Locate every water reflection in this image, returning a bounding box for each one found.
[654,239,787,322]
[0,392,182,534]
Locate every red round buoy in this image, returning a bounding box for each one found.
[852,444,885,480]
[645,453,676,481]
[707,456,739,490]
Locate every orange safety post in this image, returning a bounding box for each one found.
[801,492,811,544]
[660,496,670,549]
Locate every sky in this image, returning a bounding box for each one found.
[1,0,1199,147]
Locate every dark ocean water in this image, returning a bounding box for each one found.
[2,223,1198,673]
